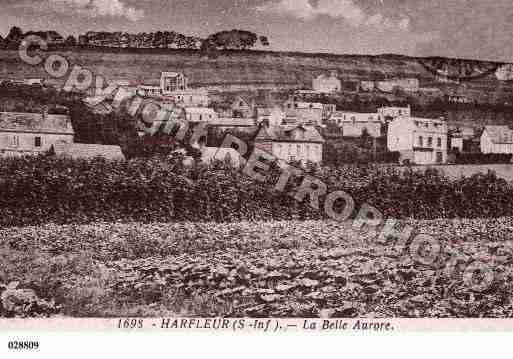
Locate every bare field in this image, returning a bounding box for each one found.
[1,218,513,318]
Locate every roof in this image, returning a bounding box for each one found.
[161,72,184,78]
[331,111,381,122]
[201,147,241,166]
[185,107,217,115]
[0,112,74,134]
[52,143,125,161]
[232,95,254,107]
[483,125,513,144]
[287,102,324,110]
[136,107,186,132]
[255,125,325,143]
[210,118,255,127]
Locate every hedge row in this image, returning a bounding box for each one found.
[0,154,512,227]
[455,153,513,165]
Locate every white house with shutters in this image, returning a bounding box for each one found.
[388,116,448,165]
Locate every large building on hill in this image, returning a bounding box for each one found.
[0,110,74,156]
[480,126,513,154]
[388,116,448,165]
[312,71,342,93]
[160,72,188,94]
[136,72,210,107]
[254,124,325,164]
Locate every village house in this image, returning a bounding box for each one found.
[330,111,383,138]
[376,78,420,93]
[283,100,327,126]
[377,106,411,121]
[137,85,162,97]
[231,96,255,118]
[0,110,74,156]
[256,107,285,127]
[312,71,342,93]
[209,118,256,131]
[253,124,325,164]
[388,116,448,165]
[480,125,513,154]
[185,107,218,123]
[449,126,476,152]
[137,106,186,136]
[168,89,210,107]
[200,147,243,167]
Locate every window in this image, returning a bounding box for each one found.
[11,135,19,147]
[437,138,442,147]
[419,136,424,147]
[428,137,433,147]
[35,136,42,147]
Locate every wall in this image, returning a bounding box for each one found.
[271,142,322,163]
[481,133,513,154]
[0,132,73,156]
[342,122,381,138]
[388,117,414,152]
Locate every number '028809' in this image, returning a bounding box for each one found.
[8,341,39,350]
[118,318,144,329]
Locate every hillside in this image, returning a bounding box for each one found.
[1,49,512,100]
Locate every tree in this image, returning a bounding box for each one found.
[65,35,77,47]
[259,36,270,47]
[6,26,23,47]
[206,30,258,50]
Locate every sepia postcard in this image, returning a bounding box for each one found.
[2,0,513,352]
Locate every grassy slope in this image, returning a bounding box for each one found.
[0,49,509,94]
[2,48,513,127]
[1,218,513,317]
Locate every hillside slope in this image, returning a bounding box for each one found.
[1,49,512,101]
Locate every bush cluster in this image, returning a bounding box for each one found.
[455,153,513,164]
[0,155,512,228]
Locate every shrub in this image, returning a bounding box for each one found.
[455,153,513,164]
[0,154,512,228]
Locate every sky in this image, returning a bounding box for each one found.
[1,0,513,62]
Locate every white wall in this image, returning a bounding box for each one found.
[388,117,414,151]
[0,132,74,156]
[272,142,322,163]
[481,132,513,154]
